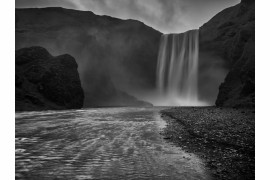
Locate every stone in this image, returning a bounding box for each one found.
[15,46,84,111]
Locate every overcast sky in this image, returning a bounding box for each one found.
[16,0,240,33]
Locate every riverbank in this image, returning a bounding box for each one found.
[160,107,255,180]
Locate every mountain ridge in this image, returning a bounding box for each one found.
[16,7,160,107]
[16,2,255,108]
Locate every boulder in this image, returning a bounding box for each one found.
[16,46,84,111]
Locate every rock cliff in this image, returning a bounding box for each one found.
[16,46,84,111]
[16,7,160,107]
[200,0,255,107]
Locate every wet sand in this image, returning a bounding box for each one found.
[160,107,255,180]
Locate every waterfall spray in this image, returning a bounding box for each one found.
[156,30,206,106]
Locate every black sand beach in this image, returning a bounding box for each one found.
[160,107,255,180]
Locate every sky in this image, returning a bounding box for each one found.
[15,0,240,34]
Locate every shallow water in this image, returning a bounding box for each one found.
[16,107,209,180]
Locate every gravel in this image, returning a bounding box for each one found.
[160,107,255,180]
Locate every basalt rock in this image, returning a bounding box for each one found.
[16,46,84,111]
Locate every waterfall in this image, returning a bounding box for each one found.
[156,30,206,106]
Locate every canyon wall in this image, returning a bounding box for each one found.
[200,0,255,107]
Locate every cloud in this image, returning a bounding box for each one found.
[16,0,240,33]
[64,0,188,33]
[16,0,77,9]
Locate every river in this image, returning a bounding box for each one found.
[15,107,209,180]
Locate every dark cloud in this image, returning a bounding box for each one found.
[16,0,240,33]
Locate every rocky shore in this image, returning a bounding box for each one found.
[160,107,255,180]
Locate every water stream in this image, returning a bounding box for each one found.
[16,107,209,180]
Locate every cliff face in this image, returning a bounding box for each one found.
[16,46,84,111]
[16,8,160,107]
[200,0,255,107]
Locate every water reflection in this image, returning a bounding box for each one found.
[16,107,209,180]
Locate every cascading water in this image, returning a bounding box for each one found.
[156,30,207,106]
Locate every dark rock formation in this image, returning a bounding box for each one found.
[16,46,84,111]
[200,0,255,107]
[15,7,160,107]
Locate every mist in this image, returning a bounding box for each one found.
[16,7,231,107]
[129,50,229,106]
[16,8,161,106]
